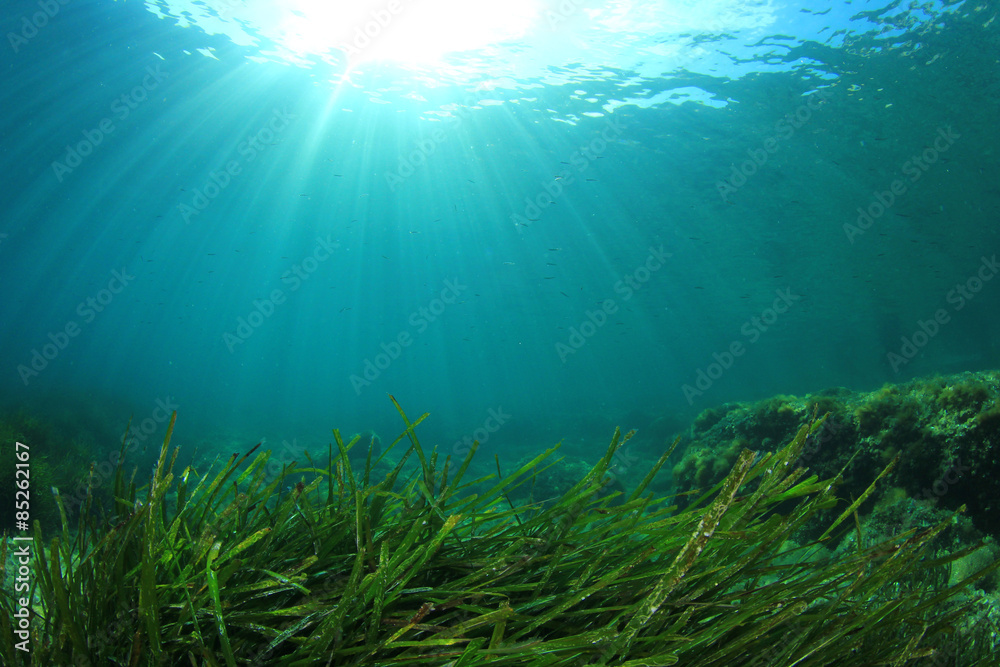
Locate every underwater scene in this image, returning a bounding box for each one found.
[2,0,1000,664]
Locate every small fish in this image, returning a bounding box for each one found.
[548,248,561,251]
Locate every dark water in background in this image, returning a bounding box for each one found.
[0,0,997,465]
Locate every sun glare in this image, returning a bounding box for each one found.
[282,0,541,68]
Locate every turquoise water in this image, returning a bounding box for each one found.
[0,0,997,458]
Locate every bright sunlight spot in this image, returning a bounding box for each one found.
[144,0,785,91]
[280,0,541,67]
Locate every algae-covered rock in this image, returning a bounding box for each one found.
[666,370,1000,541]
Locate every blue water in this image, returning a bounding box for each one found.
[0,0,997,461]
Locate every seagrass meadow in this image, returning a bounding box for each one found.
[6,3,1000,665]
[2,398,998,666]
